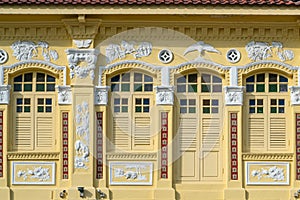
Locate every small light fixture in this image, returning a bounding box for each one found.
[59,190,67,198]
[77,187,85,198]
[97,189,106,199]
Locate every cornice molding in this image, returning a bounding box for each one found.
[106,152,157,161]
[242,153,293,161]
[7,152,60,160]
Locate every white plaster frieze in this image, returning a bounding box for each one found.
[74,101,90,169]
[73,39,92,49]
[155,86,174,105]
[95,86,110,105]
[66,49,99,80]
[245,41,294,62]
[55,85,72,105]
[224,86,244,106]
[290,86,300,105]
[11,41,58,62]
[0,85,11,104]
[105,40,152,64]
[183,41,220,61]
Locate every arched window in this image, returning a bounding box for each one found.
[244,72,290,152]
[12,72,56,151]
[176,72,223,181]
[109,71,154,151]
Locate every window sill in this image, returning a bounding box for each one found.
[242,152,293,161]
[7,151,60,161]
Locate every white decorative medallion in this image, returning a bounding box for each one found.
[95,86,110,105]
[245,162,289,185]
[245,41,294,62]
[155,86,174,105]
[11,41,58,62]
[0,85,11,104]
[226,49,241,63]
[184,41,220,60]
[158,49,173,64]
[105,40,152,63]
[224,86,244,106]
[0,49,8,64]
[56,86,72,105]
[66,49,99,80]
[109,162,153,185]
[12,162,55,185]
[75,101,90,169]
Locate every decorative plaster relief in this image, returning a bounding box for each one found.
[245,162,289,185]
[56,86,72,105]
[0,49,8,64]
[158,49,173,64]
[155,86,174,105]
[183,41,220,60]
[11,41,58,62]
[224,86,244,106]
[105,40,152,63]
[95,86,110,105]
[74,39,92,49]
[109,162,153,185]
[12,162,55,185]
[226,49,241,63]
[245,41,294,62]
[74,101,90,169]
[66,49,99,80]
[290,86,300,105]
[0,85,11,104]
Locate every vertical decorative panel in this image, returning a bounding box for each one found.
[96,112,103,179]
[161,112,168,179]
[0,111,3,177]
[296,114,300,180]
[62,112,69,179]
[230,113,238,180]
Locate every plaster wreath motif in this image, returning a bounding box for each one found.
[17,166,50,182]
[74,101,90,169]
[245,41,294,62]
[11,41,58,62]
[251,166,285,181]
[105,40,152,63]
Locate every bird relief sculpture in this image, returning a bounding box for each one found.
[245,41,294,62]
[183,41,220,61]
[105,40,152,63]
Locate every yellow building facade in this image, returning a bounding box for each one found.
[0,3,300,199]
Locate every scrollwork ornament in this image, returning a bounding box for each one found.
[289,86,300,105]
[56,85,72,105]
[95,86,110,105]
[224,86,244,106]
[0,85,11,104]
[155,86,174,105]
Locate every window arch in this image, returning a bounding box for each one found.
[244,72,290,152]
[11,71,57,151]
[109,71,155,151]
[175,72,223,181]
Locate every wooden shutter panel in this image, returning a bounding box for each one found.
[15,116,33,150]
[179,117,197,151]
[269,117,286,149]
[36,116,54,148]
[133,116,151,147]
[113,116,129,149]
[248,118,265,150]
[202,118,220,148]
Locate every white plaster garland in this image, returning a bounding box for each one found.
[73,39,92,49]
[183,41,220,60]
[56,85,72,105]
[66,49,99,80]
[0,85,11,104]
[105,40,152,63]
[290,86,300,105]
[17,166,50,182]
[245,41,294,62]
[251,166,285,181]
[224,86,244,106]
[75,101,90,169]
[155,86,174,105]
[95,86,110,105]
[11,41,58,62]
